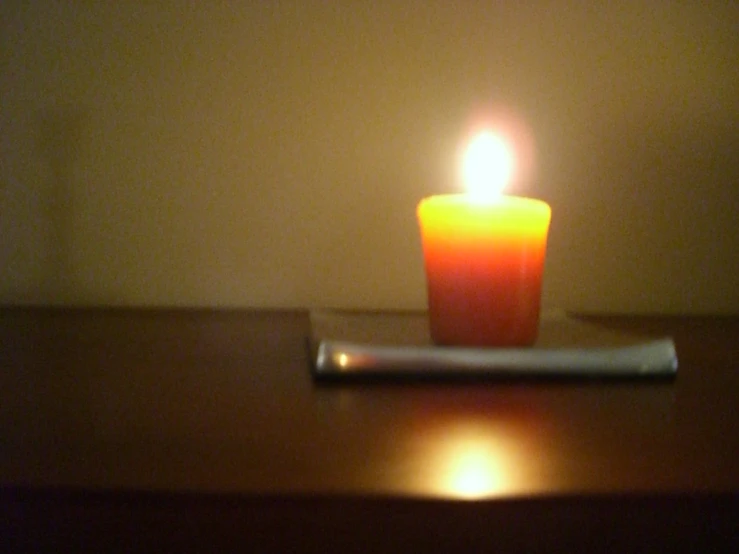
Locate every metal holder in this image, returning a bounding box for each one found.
[309,311,678,382]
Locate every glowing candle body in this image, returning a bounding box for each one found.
[417,194,551,347]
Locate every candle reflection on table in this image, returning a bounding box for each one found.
[437,433,503,499]
[316,388,553,499]
[422,419,526,500]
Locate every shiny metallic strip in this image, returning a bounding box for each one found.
[314,339,678,378]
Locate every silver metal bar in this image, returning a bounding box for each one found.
[313,339,678,379]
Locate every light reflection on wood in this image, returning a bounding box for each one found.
[419,419,525,500]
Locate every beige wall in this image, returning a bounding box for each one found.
[2,1,738,313]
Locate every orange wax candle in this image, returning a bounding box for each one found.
[417,129,551,347]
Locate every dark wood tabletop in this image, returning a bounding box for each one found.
[1,307,737,551]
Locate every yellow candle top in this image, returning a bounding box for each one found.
[417,194,551,239]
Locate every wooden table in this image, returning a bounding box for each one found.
[1,308,738,551]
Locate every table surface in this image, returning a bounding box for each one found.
[2,307,737,501]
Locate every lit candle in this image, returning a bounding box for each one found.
[417,129,551,347]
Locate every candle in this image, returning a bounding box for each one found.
[417,130,551,347]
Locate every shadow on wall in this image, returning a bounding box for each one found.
[1,104,121,305]
[36,104,85,303]
[552,110,739,312]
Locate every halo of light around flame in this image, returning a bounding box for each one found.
[461,131,514,200]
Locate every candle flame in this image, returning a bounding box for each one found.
[462,131,514,200]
